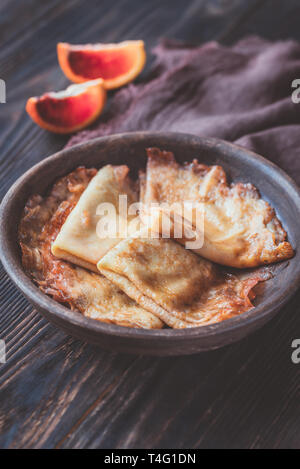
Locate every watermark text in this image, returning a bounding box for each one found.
[0,79,6,103]
[0,340,6,364]
[95,197,205,249]
[291,79,300,104]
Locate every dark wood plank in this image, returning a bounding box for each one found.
[1,0,300,449]
[222,0,300,44]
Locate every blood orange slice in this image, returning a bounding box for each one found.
[26,79,106,134]
[57,40,146,89]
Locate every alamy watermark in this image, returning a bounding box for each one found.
[291,339,300,364]
[291,79,300,104]
[0,79,6,103]
[95,197,205,250]
[0,340,6,364]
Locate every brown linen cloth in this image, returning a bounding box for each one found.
[67,36,300,185]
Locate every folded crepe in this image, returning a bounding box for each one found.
[140,148,294,268]
[49,262,164,329]
[19,167,163,329]
[98,228,265,329]
[52,164,139,272]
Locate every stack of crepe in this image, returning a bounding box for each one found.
[19,149,294,329]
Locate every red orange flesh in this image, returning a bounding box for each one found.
[26,79,106,134]
[57,40,146,89]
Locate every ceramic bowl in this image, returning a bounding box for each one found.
[1,132,300,355]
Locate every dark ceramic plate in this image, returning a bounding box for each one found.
[1,132,300,356]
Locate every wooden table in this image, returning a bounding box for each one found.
[1,0,300,449]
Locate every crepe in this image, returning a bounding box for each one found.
[98,228,265,329]
[51,164,139,272]
[19,167,163,329]
[140,148,294,268]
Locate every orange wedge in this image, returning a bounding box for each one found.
[26,79,106,134]
[57,40,146,89]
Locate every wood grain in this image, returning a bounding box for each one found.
[1,0,300,449]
